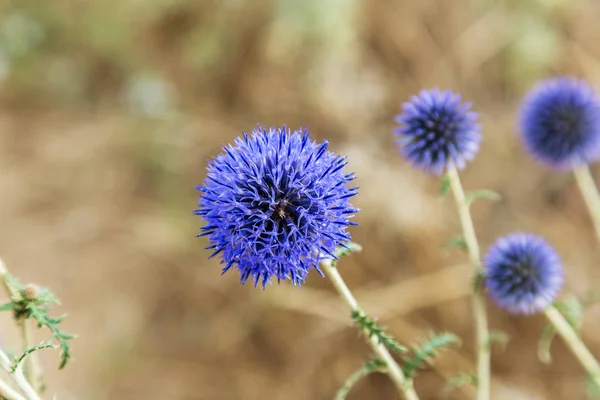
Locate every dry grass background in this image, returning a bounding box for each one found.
[1,0,600,399]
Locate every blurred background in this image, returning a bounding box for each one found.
[1,0,600,398]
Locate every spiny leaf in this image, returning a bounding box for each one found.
[335,242,363,258]
[12,342,57,372]
[538,298,582,364]
[0,302,17,312]
[351,310,407,354]
[402,332,460,377]
[335,357,386,400]
[442,235,467,252]
[444,372,478,393]
[487,330,510,351]
[465,189,501,206]
[439,174,451,199]
[538,323,556,364]
[2,273,75,369]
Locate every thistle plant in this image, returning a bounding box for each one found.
[195,126,464,399]
[520,77,600,244]
[0,259,74,400]
[194,77,600,398]
[394,89,491,400]
[483,233,600,388]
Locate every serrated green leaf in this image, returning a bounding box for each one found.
[402,332,460,377]
[487,330,510,351]
[538,323,556,364]
[439,174,451,199]
[442,235,467,252]
[0,302,17,312]
[335,357,386,400]
[465,189,501,206]
[12,342,57,372]
[444,372,478,393]
[351,310,407,354]
[554,298,583,330]
[538,298,582,364]
[334,242,363,258]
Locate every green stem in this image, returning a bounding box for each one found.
[573,165,600,245]
[545,306,600,387]
[321,259,420,400]
[0,349,40,400]
[446,165,490,400]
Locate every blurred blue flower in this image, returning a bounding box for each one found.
[520,77,600,169]
[195,126,358,287]
[394,88,481,174]
[484,233,563,314]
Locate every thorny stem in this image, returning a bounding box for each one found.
[447,165,491,400]
[0,349,40,400]
[0,260,42,400]
[320,259,420,400]
[573,165,600,246]
[545,306,600,387]
[18,323,42,393]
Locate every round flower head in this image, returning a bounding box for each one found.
[394,88,481,174]
[195,126,358,288]
[484,233,563,315]
[520,77,600,169]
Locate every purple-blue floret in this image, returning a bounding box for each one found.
[394,88,481,174]
[519,77,600,169]
[195,126,358,287]
[484,233,563,315]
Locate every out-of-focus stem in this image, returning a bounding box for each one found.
[18,322,42,393]
[447,165,490,400]
[321,259,420,400]
[545,306,600,387]
[0,349,40,400]
[573,165,600,245]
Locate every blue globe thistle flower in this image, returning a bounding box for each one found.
[394,88,481,174]
[195,126,358,288]
[484,233,563,315]
[520,77,600,169]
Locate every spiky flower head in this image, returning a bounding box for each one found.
[520,77,600,169]
[484,233,563,314]
[394,88,481,175]
[195,126,358,288]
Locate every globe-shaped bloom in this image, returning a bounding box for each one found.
[519,77,600,169]
[195,126,358,287]
[394,88,481,174]
[484,233,563,314]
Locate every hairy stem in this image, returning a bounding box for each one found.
[321,259,419,400]
[447,165,490,400]
[545,306,600,386]
[573,165,600,246]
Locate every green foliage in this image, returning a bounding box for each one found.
[350,310,407,354]
[11,342,56,372]
[439,174,451,199]
[587,375,600,398]
[442,235,467,252]
[0,274,75,369]
[334,242,363,258]
[538,298,582,364]
[335,357,386,400]
[487,330,510,351]
[402,332,460,377]
[465,189,501,206]
[444,372,478,394]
